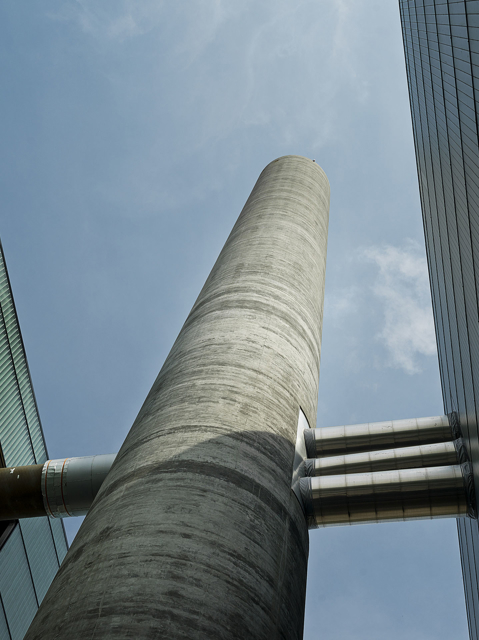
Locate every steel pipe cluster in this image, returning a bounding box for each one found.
[299,415,476,527]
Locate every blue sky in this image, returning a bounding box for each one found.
[0,1,469,638]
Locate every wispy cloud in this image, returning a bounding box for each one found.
[323,242,437,376]
[47,1,167,42]
[362,242,436,374]
[46,0,375,153]
[325,286,360,320]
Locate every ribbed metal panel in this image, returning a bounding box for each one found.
[0,249,46,466]
[0,242,68,635]
[0,595,12,640]
[0,526,38,640]
[49,520,67,564]
[19,519,62,603]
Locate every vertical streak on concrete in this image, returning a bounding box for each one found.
[25,155,330,640]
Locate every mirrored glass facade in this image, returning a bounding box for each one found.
[0,241,67,639]
[399,1,479,637]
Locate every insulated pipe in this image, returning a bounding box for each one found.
[0,463,44,520]
[299,463,476,528]
[42,454,117,518]
[0,454,116,521]
[304,440,463,477]
[303,415,452,458]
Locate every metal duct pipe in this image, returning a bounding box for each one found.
[303,415,452,458]
[300,463,476,528]
[0,463,44,520]
[0,454,116,521]
[304,440,463,476]
[42,454,117,518]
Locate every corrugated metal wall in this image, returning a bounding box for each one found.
[399,1,479,637]
[0,242,68,639]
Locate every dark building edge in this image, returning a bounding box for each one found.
[398,2,479,638]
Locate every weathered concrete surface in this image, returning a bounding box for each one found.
[25,155,330,640]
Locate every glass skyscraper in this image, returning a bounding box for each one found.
[0,242,67,640]
[399,1,479,637]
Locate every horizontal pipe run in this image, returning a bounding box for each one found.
[303,415,452,459]
[300,464,476,528]
[0,454,116,521]
[0,464,44,520]
[42,453,116,517]
[304,441,462,476]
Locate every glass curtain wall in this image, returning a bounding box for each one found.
[399,1,479,637]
